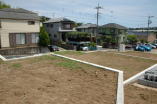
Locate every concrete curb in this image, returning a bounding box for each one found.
[124,64,157,85]
[52,53,124,104]
[0,53,51,61]
[0,55,7,61]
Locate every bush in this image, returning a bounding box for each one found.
[127,35,138,44]
[88,42,96,47]
[39,27,50,47]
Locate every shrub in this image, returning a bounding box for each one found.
[39,27,50,47]
[127,34,138,44]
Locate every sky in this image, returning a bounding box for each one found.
[2,0,157,28]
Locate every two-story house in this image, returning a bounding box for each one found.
[0,8,40,55]
[76,23,97,36]
[43,17,76,43]
[100,23,127,43]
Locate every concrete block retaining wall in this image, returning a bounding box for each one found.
[138,78,157,88]
[0,47,40,55]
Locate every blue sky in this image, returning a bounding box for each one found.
[2,0,157,27]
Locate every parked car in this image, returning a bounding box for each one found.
[134,45,145,51]
[140,45,152,51]
[145,43,156,49]
[81,46,88,51]
[48,45,59,52]
[152,43,157,47]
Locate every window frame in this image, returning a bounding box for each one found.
[31,33,39,44]
[16,34,26,45]
[28,21,35,25]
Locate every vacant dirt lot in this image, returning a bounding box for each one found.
[125,84,157,104]
[119,51,157,60]
[0,55,117,104]
[58,51,157,79]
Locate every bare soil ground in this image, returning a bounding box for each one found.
[0,55,117,104]
[59,51,157,80]
[118,51,157,60]
[125,84,157,104]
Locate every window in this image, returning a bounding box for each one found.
[46,24,49,27]
[32,34,39,43]
[28,21,35,25]
[64,24,71,29]
[50,24,53,28]
[16,34,25,45]
[54,34,57,38]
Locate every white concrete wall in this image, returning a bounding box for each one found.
[0,19,40,48]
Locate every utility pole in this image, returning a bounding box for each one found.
[147,16,154,38]
[95,3,103,45]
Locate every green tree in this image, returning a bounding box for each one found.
[39,27,50,47]
[127,35,138,45]
[0,1,10,9]
[40,16,50,23]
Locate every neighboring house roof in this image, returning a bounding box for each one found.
[77,23,97,29]
[0,8,40,20]
[44,17,74,23]
[102,23,127,30]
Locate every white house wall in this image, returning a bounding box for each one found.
[0,19,40,48]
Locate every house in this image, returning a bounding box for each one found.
[99,23,127,43]
[43,17,76,43]
[128,30,157,42]
[0,8,40,55]
[76,23,97,36]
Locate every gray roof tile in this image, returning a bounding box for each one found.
[0,8,40,20]
[44,17,74,23]
[102,23,127,29]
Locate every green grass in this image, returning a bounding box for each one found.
[28,55,59,63]
[11,63,22,69]
[55,59,82,70]
[54,51,84,55]
[0,59,3,64]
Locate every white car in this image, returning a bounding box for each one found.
[81,46,88,51]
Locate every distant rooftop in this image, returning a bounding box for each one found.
[44,17,74,23]
[77,23,97,29]
[102,23,127,30]
[0,8,40,20]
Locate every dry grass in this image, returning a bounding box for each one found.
[119,51,157,60]
[0,55,117,104]
[57,51,157,80]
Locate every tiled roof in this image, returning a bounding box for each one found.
[102,23,127,29]
[0,8,40,20]
[44,17,74,23]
